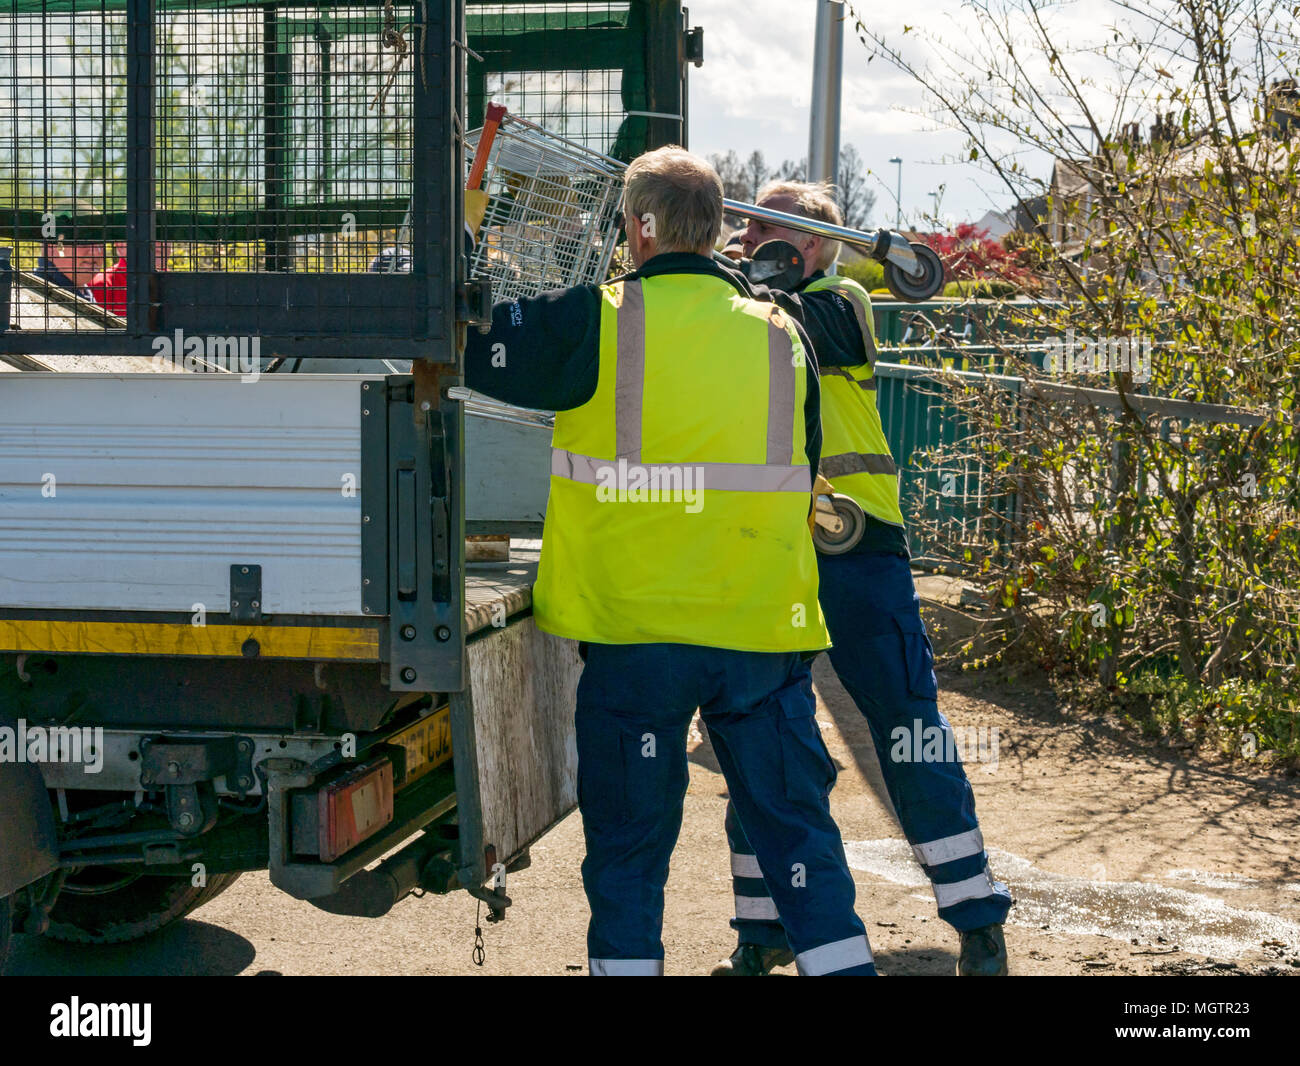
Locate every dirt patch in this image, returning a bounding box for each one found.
[810,661,1300,976]
[9,661,1297,976]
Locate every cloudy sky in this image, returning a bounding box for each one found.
[683,0,1284,230]
[686,0,1030,228]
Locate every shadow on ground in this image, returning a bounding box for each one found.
[4,919,256,976]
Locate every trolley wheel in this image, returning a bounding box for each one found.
[885,243,945,301]
[813,494,866,555]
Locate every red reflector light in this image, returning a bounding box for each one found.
[319,758,394,862]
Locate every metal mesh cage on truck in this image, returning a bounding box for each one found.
[0,0,692,359]
[465,1,695,160]
[0,0,464,358]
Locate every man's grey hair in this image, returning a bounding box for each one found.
[624,146,724,254]
[756,179,843,271]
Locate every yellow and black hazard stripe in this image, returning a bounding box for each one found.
[0,618,380,661]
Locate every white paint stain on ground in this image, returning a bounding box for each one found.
[1163,869,1260,891]
[843,839,1300,960]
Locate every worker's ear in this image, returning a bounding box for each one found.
[625,208,653,262]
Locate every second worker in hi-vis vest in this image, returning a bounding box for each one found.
[713,181,1015,977]
[465,148,876,976]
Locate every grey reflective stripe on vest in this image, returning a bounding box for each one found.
[766,312,796,465]
[821,451,897,478]
[821,365,876,390]
[615,280,647,461]
[553,280,808,494]
[551,449,810,492]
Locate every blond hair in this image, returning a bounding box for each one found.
[623,146,724,254]
[756,179,843,271]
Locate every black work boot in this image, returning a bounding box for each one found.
[957,923,1009,976]
[709,943,796,976]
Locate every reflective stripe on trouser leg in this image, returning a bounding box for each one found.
[912,827,985,867]
[724,801,790,951]
[730,849,778,918]
[932,870,1001,910]
[816,551,1013,932]
[704,662,875,974]
[589,958,664,976]
[795,935,874,977]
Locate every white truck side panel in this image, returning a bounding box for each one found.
[0,374,372,615]
[464,416,551,527]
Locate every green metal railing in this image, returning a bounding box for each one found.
[875,359,1023,569]
[870,299,1065,348]
[873,353,1274,569]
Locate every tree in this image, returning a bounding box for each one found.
[836,144,875,229]
[850,0,1300,761]
[774,157,807,182]
[707,150,749,202]
[921,223,1024,285]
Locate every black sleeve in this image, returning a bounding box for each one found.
[462,285,602,411]
[771,288,868,369]
[803,352,822,489]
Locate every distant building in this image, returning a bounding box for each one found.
[1042,86,1298,284]
[975,209,1014,240]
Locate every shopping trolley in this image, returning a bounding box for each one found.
[456,106,942,436]
[465,104,627,302]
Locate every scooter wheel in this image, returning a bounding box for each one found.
[813,494,866,555]
[885,243,945,301]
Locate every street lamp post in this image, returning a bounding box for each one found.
[927,189,941,220]
[808,1,845,187]
[888,156,902,229]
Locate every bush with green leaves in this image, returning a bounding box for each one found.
[854,0,1300,766]
[835,256,885,291]
[942,279,1022,299]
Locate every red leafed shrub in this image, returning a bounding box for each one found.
[919,223,1029,285]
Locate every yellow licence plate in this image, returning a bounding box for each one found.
[391,705,452,786]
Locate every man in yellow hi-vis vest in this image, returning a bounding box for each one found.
[463,149,875,976]
[707,181,1012,977]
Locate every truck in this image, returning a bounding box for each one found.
[0,0,699,969]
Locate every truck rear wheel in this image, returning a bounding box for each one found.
[44,869,242,945]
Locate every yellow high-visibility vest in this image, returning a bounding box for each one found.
[802,273,906,527]
[533,273,832,652]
